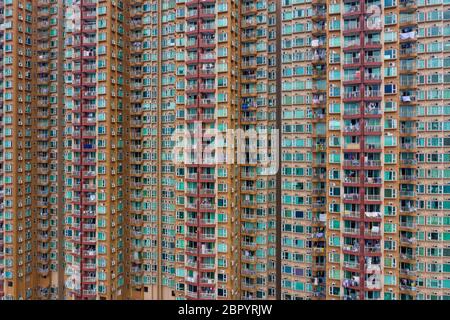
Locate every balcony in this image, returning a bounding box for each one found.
[343,5,361,17]
[365,211,382,219]
[200,277,215,285]
[242,46,257,55]
[311,10,326,20]
[200,233,215,241]
[364,245,381,254]
[364,160,382,167]
[343,176,360,184]
[343,125,360,133]
[400,206,416,213]
[312,22,326,35]
[400,127,416,135]
[343,91,361,100]
[82,290,97,296]
[399,221,416,229]
[312,68,326,78]
[242,4,257,14]
[400,31,416,42]
[343,22,361,34]
[312,94,326,105]
[400,0,417,10]
[364,195,381,201]
[400,143,416,150]
[131,230,143,239]
[400,80,416,88]
[399,191,415,198]
[343,227,360,235]
[343,211,360,219]
[364,229,381,237]
[241,17,257,28]
[314,144,326,152]
[365,90,381,99]
[365,143,381,150]
[343,194,360,201]
[200,248,215,255]
[199,292,216,299]
[185,260,198,268]
[400,269,416,277]
[241,171,256,179]
[343,244,360,253]
[400,47,417,57]
[400,253,416,261]
[366,279,382,290]
[400,159,416,165]
[186,291,198,298]
[344,295,360,301]
[343,261,360,269]
[200,263,215,270]
[201,218,215,225]
[364,74,381,81]
[200,23,215,33]
[400,284,417,292]
[399,110,416,118]
[365,177,382,184]
[400,236,416,245]
[199,202,215,210]
[364,40,382,48]
[344,56,361,66]
[399,63,416,73]
[242,199,256,206]
[83,250,96,258]
[342,278,360,289]
[364,125,382,133]
[241,241,257,249]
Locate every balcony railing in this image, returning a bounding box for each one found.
[343,194,359,200]
[343,228,360,235]
[343,261,360,269]
[344,57,361,65]
[364,160,382,166]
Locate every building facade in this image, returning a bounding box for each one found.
[0,0,449,300]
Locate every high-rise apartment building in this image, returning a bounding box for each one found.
[0,0,4,300]
[0,0,65,300]
[0,0,449,301]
